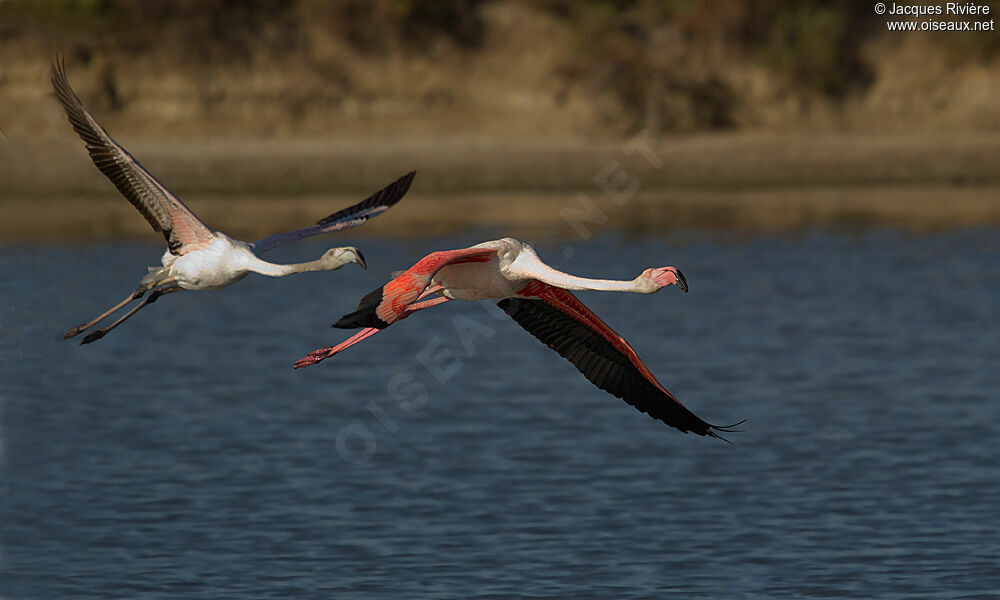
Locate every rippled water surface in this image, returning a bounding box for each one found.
[2,229,999,599]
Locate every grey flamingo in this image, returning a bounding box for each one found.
[51,60,415,343]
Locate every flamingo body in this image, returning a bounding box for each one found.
[149,233,366,291]
[152,234,253,291]
[297,238,740,439]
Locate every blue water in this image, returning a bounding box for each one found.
[2,229,999,599]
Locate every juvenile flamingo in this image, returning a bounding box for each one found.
[51,60,415,343]
[295,238,740,438]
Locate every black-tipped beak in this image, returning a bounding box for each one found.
[353,248,367,270]
[675,268,688,292]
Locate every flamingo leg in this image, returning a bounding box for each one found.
[294,327,383,368]
[64,282,155,339]
[80,285,182,344]
[402,295,452,314]
[294,295,453,368]
[414,283,443,301]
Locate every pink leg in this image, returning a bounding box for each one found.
[401,295,451,314]
[293,295,453,369]
[413,283,443,302]
[294,327,382,368]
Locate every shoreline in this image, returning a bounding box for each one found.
[2,186,998,244]
[4,133,998,242]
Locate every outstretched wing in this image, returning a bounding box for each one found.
[499,280,737,438]
[50,59,214,255]
[334,247,497,329]
[251,171,416,253]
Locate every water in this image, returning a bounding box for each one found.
[2,229,999,599]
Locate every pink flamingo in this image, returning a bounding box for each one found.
[295,238,740,439]
[51,61,414,344]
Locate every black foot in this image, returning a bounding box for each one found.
[81,330,107,345]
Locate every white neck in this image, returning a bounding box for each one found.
[243,255,331,278]
[509,251,655,293]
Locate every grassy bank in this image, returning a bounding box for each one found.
[2,1,998,140]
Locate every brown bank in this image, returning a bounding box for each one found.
[2,132,999,243]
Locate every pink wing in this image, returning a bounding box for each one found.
[499,280,739,438]
[333,247,497,329]
[51,60,213,254]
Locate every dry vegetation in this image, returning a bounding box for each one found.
[3,0,998,136]
[1,0,998,239]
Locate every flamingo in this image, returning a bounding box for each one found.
[51,60,415,344]
[295,238,740,439]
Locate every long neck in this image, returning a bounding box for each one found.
[513,253,652,293]
[243,255,328,278]
[541,269,646,292]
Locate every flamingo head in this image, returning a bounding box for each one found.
[321,246,367,270]
[643,266,688,292]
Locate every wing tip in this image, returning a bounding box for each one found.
[378,169,416,209]
[49,55,73,100]
[315,170,417,226]
[399,169,417,185]
[50,53,66,79]
[703,418,746,443]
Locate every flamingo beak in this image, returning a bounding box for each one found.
[674,268,688,292]
[351,248,367,270]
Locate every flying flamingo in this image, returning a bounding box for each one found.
[51,60,415,344]
[295,238,740,438]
